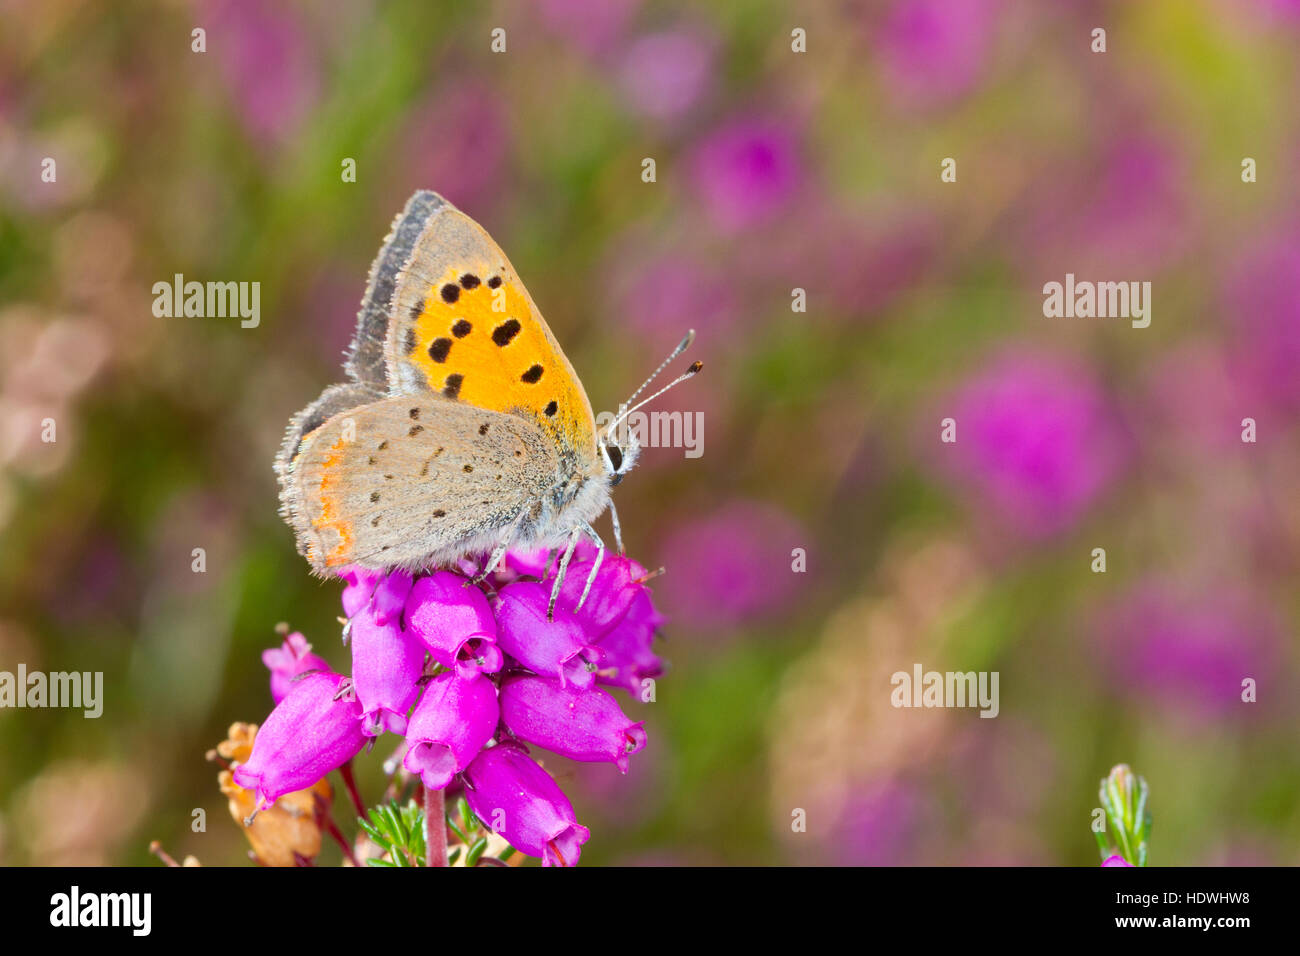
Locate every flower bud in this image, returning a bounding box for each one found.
[463,741,589,867]
[403,672,499,790]
[262,632,331,704]
[232,671,366,811]
[499,674,646,772]
[405,571,504,679]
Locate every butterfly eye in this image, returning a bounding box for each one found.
[605,443,624,472]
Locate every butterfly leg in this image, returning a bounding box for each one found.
[608,500,625,554]
[574,522,606,612]
[468,514,525,586]
[548,528,583,621]
[468,541,509,586]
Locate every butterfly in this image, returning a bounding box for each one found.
[275,191,699,615]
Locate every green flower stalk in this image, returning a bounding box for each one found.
[1094,763,1151,866]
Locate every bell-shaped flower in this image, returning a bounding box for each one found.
[404,571,504,679]
[231,671,366,812]
[403,672,499,789]
[556,555,652,638]
[594,590,664,697]
[499,674,646,773]
[462,741,589,867]
[494,581,602,689]
[350,612,424,737]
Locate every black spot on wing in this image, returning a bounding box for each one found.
[492,319,521,346]
[440,283,460,303]
[452,319,472,338]
[521,364,543,383]
[487,276,502,289]
[444,374,464,399]
[544,400,558,417]
[428,338,452,363]
[459,274,480,289]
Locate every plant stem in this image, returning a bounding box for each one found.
[424,785,447,867]
[339,760,365,818]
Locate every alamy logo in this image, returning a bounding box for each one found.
[890,663,999,718]
[152,273,260,328]
[597,408,704,459]
[50,886,151,936]
[0,664,103,718]
[1042,273,1150,328]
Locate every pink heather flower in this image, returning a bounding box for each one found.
[1102,854,1134,867]
[463,741,591,867]
[499,674,647,773]
[350,613,424,738]
[404,571,504,679]
[555,555,652,637]
[262,631,331,704]
[340,567,384,620]
[690,114,803,233]
[594,589,664,697]
[232,671,366,811]
[873,0,997,110]
[494,581,603,689]
[347,571,422,736]
[929,350,1127,538]
[249,546,667,865]
[403,672,499,790]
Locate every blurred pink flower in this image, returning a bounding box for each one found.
[1221,226,1300,410]
[1096,582,1280,720]
[1016,137,1192,276]
[612,253,739,340]
[618,28,714,121]
[1144,343,1262,452]
[929,350,1128,538]
[203,0,321,147]
[657,500,806,633]
[689,114,804,233]
[874,0,997,110]
[537,0,641,57]
[833,779,931,865]
[403,82,509,213]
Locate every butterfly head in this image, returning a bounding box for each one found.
[601,435,640,487]
[599,331,700,489]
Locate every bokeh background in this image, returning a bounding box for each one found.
[3,0,1300,866]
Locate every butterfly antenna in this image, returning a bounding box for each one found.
[605,360,703,438]
[622,329,695,410]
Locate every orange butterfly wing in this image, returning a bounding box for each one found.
[383,194,597,462]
